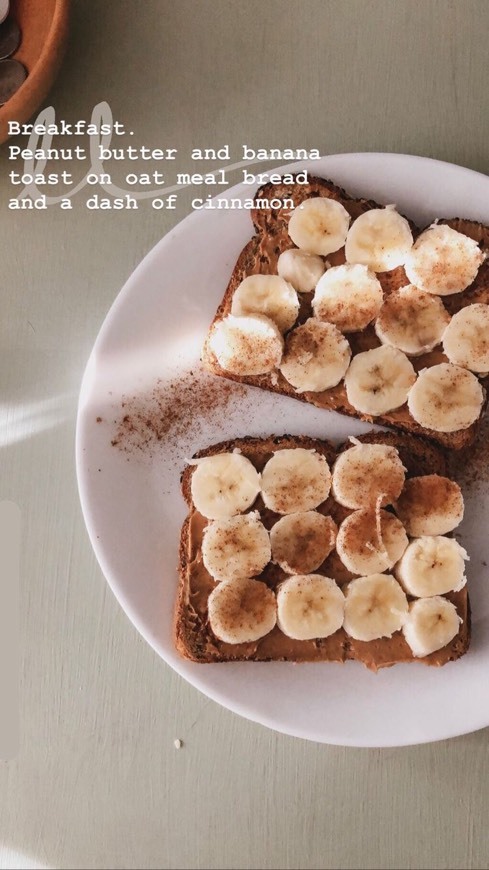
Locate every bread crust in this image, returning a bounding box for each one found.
[174,431,470,670]
[201,176,489,449]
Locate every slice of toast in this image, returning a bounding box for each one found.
[174,431,470,671]
[201,176,489,449]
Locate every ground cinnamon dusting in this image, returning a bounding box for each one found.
[110,368,247,458]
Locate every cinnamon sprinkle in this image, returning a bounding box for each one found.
[110,368,247,459]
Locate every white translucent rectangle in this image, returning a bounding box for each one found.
[0,501,20,759]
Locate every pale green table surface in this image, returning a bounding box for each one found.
[1,1,489,868]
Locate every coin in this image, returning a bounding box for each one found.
[0,1,9,26]
[0,17,20,59]
[0,59,26,105]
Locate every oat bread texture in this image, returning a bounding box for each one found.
[201,176,489,449]
[174,431,470,670]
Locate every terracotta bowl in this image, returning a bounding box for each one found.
[0,0,70,143]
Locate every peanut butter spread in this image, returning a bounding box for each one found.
[178,437,469,670]
[202,177,489,450]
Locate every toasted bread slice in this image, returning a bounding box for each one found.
[201,176,488,449]
[174,432,470,671]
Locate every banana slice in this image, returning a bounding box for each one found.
[394,475,464,536]
[375,285,450,355]
[208,313,284,375]
[332,441,406,509]
[261,448,331,514]
[345,205,413,272]
[276,574,345,640]
[404,224,485,295]
[277,248,326,293]
[279,318,351,392]
[336,508,408,576]
[394,536,468,598]
[208,577,277,644]
[312,264,383,332]
[442,303,489,373]
[407,362,484,432]
[287,197,351,256]
[230,274,300,333]
[402,596,462,657]
[190,452,261,519]
[270,511,337,574]
[343,573,409,641]
[344,345,416,415]
[202,511,271,583]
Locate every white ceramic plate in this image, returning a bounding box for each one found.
[76,153,489,747]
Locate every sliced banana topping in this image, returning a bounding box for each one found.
[208,313,284,376]
[442,303,489,373]
[270,511,337,574]
[343,573,409,641]
[394,536,468,598]
[375,284,450,356]
[207,577,277,645]
[277,248,326,293]
[336,508,408,576]
[261,448,331,514]
[190,452,261,519]
[287,196,351,256]
[404,224,485,295]
[312,263,383,333]
[402,596,462,657]
[332,441,406,509]
[407,362,484,433]
[230,274,300,333]
[394,475,464,536]
[202,511,271,583]
[344,345,416,415]
[276,574,345,640]
[279,318,351,393]
[344,205,413,272]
